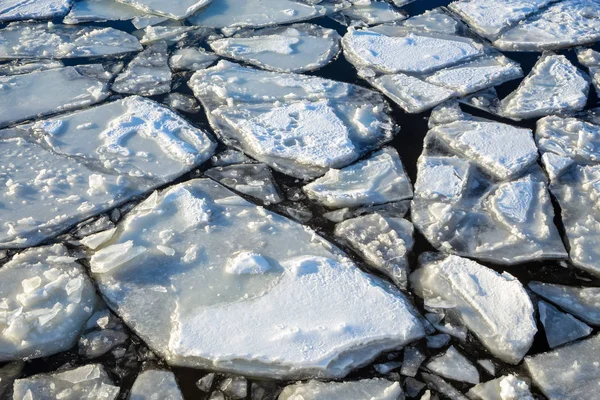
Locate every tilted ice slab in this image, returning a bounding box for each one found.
[0,245,97,361]
[115,0,212,19]
[467,375,534,400]
[538,300,592,348]
[0,96,214,248]
[411,119,566,264]
[0,66,109,128]
[13,364,120,400]
[208,24,341,73]
[529,281,600,326]
[410,255,537,363]
[536,116,600,276]
[303,147,412,208]
[334,213,414,288]
[0,0,71,22]
[524,334,600,400]
[189,61,396,179]
[188,0,326,29]
[130,370,183,400]
[170,48,218,71]
[493,0,600,51]
[113,42,171,96]
[338,0,406,26]
[0,22,142,60]
[425,346,479,384]
[205,163,283,204]
[342,26,485,75]
[89,178,424,378]
[279,378,402,399]
[500,54,589,121]
[63,0,146,24]
[448,0,556,40]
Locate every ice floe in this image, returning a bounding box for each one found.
[337,0,406,26]
[112,42,171,96]
[78,308,129,358]
[529,281,600,326]
[0,0,72,22]
[164,93,201,114]
[412,118,566,263]
[89,178,424,378]
[538,300,592,348]
[208,24,341,73]
[401,346,426,377]
[467,375,534,400]
[189,61,396,179]
[410,254,537,363]
[169,48,218,71]
[0,22,142,59]
[577,48,600,96]
[130,370,183,400]
[425,346,479,384]
[205,163,283,204]
[115,0,212,20]
[63,0,145,24]
[279,378,402,400]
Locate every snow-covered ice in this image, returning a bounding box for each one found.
[499,54,589,120]
[130,370,183,400]
[529,281,600,326]
[89,178,424,378]
[303,147,412,208]
[135,25,201,45]
[115,0,212,19]
[205,163,283,204]
[169,48,218,71]
[425,346,479,384]
[63,0,145,24]
[112,42,172,96]
[0,59,63,75]
[577,48,600,96]
[0,66,109,128]
[467,375,534,400]
[189,61,396,179]
[0,0,72,22]
[208,24,341,73]
[538,300,592,348]
[338,1,406,26]
[0,22,142,59]
[410,254,537,363]
[0,245,97,361]
[278,378,402,400]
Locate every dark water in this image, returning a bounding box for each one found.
[3,1,600,399]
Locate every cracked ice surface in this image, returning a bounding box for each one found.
[0,22,142,60]
[536,116,600,276]
[424,346,479,384]
[411,119,566,264]
[63,0,146,24]
[0,245,97,361]
[528,281,600,326]
[189,61,396,179]
[89,178,424,378]
[130,370,184,400]
[0,66,109,128]
[500,54,589,121]
[208,24,341,73]
[279,378,402,399]
[205,163,283,204]
[577,48,600,99]
[0,96,214,248]
[338,0,406,26]
[115,0,212,20]
[538,300,592,348]
[0,0,72,22]
[169,48,218,71]
[410,254,537,363]
[112,42,171,96]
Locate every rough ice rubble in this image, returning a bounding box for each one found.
[0,96,214,248]
[410,254,537,363]
[0,245,97,361]
[112,42,171,96]
[529,281,600,326]
[169,48,218,71]
[467,375,534,400]
[499,54,589,121]
[130,370,184,400]
[63,0,145,24]
[189,60,396,179]
[115,0,212,19]
[78,308,129,358]
[13,364,120,400]
[208,24,341,73]
[524,334,600,399]
[89,178,424,378]
[0,66,109,128]
[538,300,592,348]
[334,213,413,288]
[279,378,402,399]
[0,22,142,60]
[536,116,600,276]
[205,163,283,204]
[424,346,479,384]
[0,0,72,22]
[411,118,566,264]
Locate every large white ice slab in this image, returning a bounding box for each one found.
[0,0,72,22]
[493,0,600,51]
[130,370,183,400]
[89,178,424,378]
[63,0,145,24]
[279,378,402,399]
[0,66,109,128]
[112,42,171,96]
[500,54,589,121]
[0,22,142,60]
[189,60,396,179]
[0,245,97,361]
[208,24,341,73]
[411,254,537,363]
[529,281,600,326]
[115,0,212,19]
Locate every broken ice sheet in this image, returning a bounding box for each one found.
[411,254,537,363]
[0,0,71,22]
[205,163,283,204]
[0,66,109,128]
[334,213,414,288]
[338,0,407,26]
[303,147,412,208]
[208,24,341,73]
[0,22,142,60]
[115,0,212,19]
[188,0,327,29]
[169,48,218,71]
[538,300,592,348]
[529,281,600,326]
[130,370,183,400]
[63,0,146,24]
[134,25,203,45]
[493,0,600,51]
[112,42,171,96]
[279,379,402,399]
[425,346,479,384]
[13,364,120,400]
[499,54,589,121]
[577,48,600,98]
[536,116,600,276]
[467,375,534,400]
[0,245,97,361]
[0,59,63,76]
[524,333,600,399]
[0,96,214,248]
[164,93,201,114]
[411,118,566,264]
[189,60,396,179]
[89,178,424,378]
